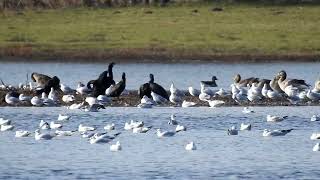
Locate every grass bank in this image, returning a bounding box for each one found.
[0,3,320,62]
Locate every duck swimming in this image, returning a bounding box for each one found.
[201,76,218,87]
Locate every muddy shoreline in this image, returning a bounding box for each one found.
[0,89,318,107]
[0,47,320,63]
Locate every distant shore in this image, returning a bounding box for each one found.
[0,3,319,63]
[1,47,320,63]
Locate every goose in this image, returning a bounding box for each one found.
[227,126,238,135]
[267,115,288,122]
[34,129,55,140]
[168,114,178,125]
[97,95,111,105]
[310,133,320,140]
[68,102,85,110]
[151,91,168,104]
[141,95,154,105]
[277,70,310,92]
[188,86,200,97]
[104,123,115,131]
[88,62,115,97]
[207,100,225,108]
[307,89,320,101]
[60,84,74,94]
[15,130,31,137]
[311,115,320,122]
[39,120,50,130]
[0,124,14,131]
[78,124,95,132]
[242,107,254,114]
[105,84,114,96]
[176,125,186,132]
[182,100,196,108]
[185,142,197,151]
[169,92,182,104]
[137,103,153,108]
[50,121,63,129]
[110,141,122,152]
[262,129,293,137]
[31,72,51,88]
[84,104,105,112]
[240,123,252,131]
[36,76,61,95]
[108,72,126,97]
[0,118,11,125]
[76,82,91,95]
[201,76,218,87]
[5,92,20,105]
[89,132,120,144]
[156,129,175,138]
[148,74,169,100]
[215,88,229,97]
[62,95,75,103]
[132,126,152,133]
[233,74,259,88]
[19,94,31,102]
[48,87,58,102]
[30,96,44,106]
[55,130,75,136]
[313,143,320,151]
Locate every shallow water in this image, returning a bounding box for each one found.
[0,62,319,90]
[1,106,320,179]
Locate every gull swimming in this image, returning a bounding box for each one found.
[156,129,175,138]
[55,130,75,136]
[267,115,288,122]
[311,115,320,121]
[0,118,11,125]
[310,133,320,140]
[240,123,252,131]
[313,143,320,151]
[110,141,122,152]
[227,126,238,135]
[15,130,31,137]
[132,126,152,133]
[89,132,120,144]
[50,121,63,129]
[104,123,115,131]
[262,129,293,137]
[34,129,55,140]
[57,114,71,121]
[185,142,197,151]
[68,102,85,110]
[0,124,14,131]
[39,120,50,130]
[168,114,178,125]
[176,125,186,132]
[242,107,254,114]
[78,124,95,132]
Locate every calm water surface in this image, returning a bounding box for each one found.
[0,106,320,179]
[0,62,319,89]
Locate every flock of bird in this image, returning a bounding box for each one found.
[2,62,320,110]
[0,108,320,152]
[1,62,320,151]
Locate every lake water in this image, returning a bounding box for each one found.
[0,106,320,179]
[1,62,320,179]
[0,62,319,90]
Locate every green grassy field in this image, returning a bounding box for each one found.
[0,3,319,61]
